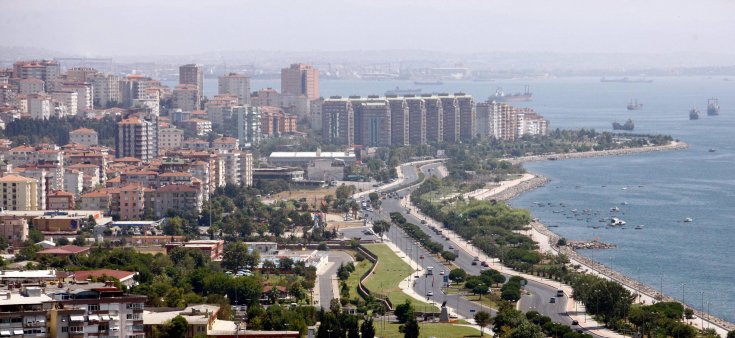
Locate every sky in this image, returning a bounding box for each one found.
[1,0,734,57]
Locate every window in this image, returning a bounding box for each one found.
[88,304,100,311]
[62,327,69,333]
[69,326,83,333]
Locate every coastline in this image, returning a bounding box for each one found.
[496,141,735,334]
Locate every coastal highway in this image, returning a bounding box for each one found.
[351,161,590,333]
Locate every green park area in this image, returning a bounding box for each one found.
[374,322,482,338]
[362,244,437,310]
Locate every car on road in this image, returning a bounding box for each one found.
[572,320,579,326]
[473,256,480,261]
[439,270,445,275]
[481,261,489,267]
[427,291,433,297]
[448,245,454,250]
[419,255,424,259]
[549,297,556,303]
[556,289,564,297]
[420,220,427,224]
[471,261,478,266]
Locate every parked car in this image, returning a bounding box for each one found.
[549,298,556,303]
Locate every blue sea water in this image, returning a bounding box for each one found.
[193,76,735,321]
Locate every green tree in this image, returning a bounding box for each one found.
[473,283,489,300]
[474,311,492,336]
[372,220,390,240]
[394,300,414,324]
[28,229,44,243]
[441,250,457,262]
[448,268,467,283]
[222,241,258,271]
[162,315,188,338]
[399,317,419,338]
[727,330,735,338]
[360,318,376,338]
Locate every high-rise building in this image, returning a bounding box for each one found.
[218,72,250,104]
[116,116,158,162]
[61,82,94,112]
[172,84,200,111]
[179,64,203,99]
[66,67,99,83]
[439,94,459,143]
[235,106,261,147]
[387,97,409,146]
[422,95,443,143]
[456,93,476,142]
[321,97,354,146]
[281,63,319,100]
[92,73,120,108]
[405,96,427,146]
[12,60,61,88]
[19,78,45,94]
[354,98,392,147]
[50,90,78,116]
[119,74,159,108]
[28,94,51,120]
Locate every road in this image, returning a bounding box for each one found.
[317,251,353,309]
[347,161,594,334]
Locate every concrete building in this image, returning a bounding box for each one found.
[321,97,354,146]
[405,96,427,145]
[173,84,201,111]
[205,95,239,128]
[306,159,345,181]
[439,95,459,143]
[19,78,45,94]
[164,240,224,261]
[116,116,158,162]
[63,169,84,198]
[456,93,476,142]
[154,184,203,218]
[12,60,60,85]
[354,99,391,147]
[61,82,93,112]
[180,118,212,137]
[27,94,51,120]
[423,95,443,143]
[218,72,250,104]
[0,286,53,337]
[66,67,99,83]
[158,127,184,151]
[235,105,261,147]
[67,164,100,190]
[0,175,39,211]
[252,87,282,107]
[69,128,98,146]
[281,63,319,100]
[0,216,28,247]
[268,150,356,166]
[179,64,204,99]
[91,73,120,108]
[47,190,75,210]
[387,97,409,146]
[240,151,253,187]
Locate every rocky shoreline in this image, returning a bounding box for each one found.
[499,141,735,332]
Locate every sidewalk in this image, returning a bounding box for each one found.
[400,163,624,338]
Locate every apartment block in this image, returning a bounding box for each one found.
[281,63,319,100]
[27,94,51,120]
[235,105,261,147]
[0,174,39,211]
[439,95,459,143]
[158,127,184,151]
[387,97,409,146]
[91,73,120,108]
[456,93,476,141]
[69,128,99,146]
[51,91,79,116]
[172,84,200,111]
[423,95,443,143]
[179,64,203,99]
[0,216,28,247]
[321,97,354,146]
[354,98,392,147]
[218,72,250,104]
[405,96,427,145]
[18,78,45,95]
[115,116,158,162]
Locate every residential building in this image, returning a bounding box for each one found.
[69,128,98,146]
[27,93,51,119]
[153,184,203,218]
[67,164,100,189]
[179,118,212,137]
[63,169,84,198]
[218,72,250,104]
[0,286,53,337]
[164,240,224,261]
[456,93,476,141]
[80,190,111,212]
[321,97,354,146]
[91,73,120,107]
[0,174,39,211]
[71,269,138,287]
[173,84,201,111]
[0,216,28,247]
[47,190,75,210]
[66,67,99,83]
[116,116,158,162]
[268,150,356,166]
[61,82,93,112]
[179,64,204,99]
[36,244,90,258]
[18,78,45,94]
[387,97,409,146]
[252,87,282,107]
[423,95,443,143]
[235,105,261,146]
[439,95,459,143]
[241,152,253,187]
[354,98,392,147]
[281,63,319,100]
[13,60,60,85]
[117,184,147,221]
[158,127,184,151]
[205,95,239,128]
[405,96,427,145]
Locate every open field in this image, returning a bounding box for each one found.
[271,187,337,205]
[363,244,436,310]
[344,258,373,300]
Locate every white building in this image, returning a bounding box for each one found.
[218,73,251,104]
[158,127,184,151]
[92,73,120,107]
[69,128,98,146]
[28,94,51,119]
[51,91,79,116]
[172,84,200,111]
[63,168,84,198]
[19,78,45,94]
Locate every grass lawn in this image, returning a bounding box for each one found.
[374,322,483,338]
[462,294,500,312]
[345,258,373,300]
[363,244,437,310]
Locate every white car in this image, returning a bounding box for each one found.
[439,270,445,275]
[427,291,434,297]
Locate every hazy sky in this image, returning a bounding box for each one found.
[1,0,734,57]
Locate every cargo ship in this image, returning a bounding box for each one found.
[385,87,422,96]
[707,98,720,116]
[612,119,635,131]
[689,108,700,120]
[488,85,532,102]
[600,77,653,83]
[627,99,643,110]
[414,79,443,85]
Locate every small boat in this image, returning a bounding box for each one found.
[610,217,626,226]
[610,207,620,212]
[684,217,693,223]
[690,108,700,120]
[707,98,720,116]
[621,201,629,205]
[709,149,716,153]
[635,225,644,230]
[627,99,643,110]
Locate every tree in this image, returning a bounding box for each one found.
[473,283,489,300]
[727,330,735,338]
[372,220,390,240]
[162,315,188,338]
[279,257,294,270]
[474,311,492,336]
[441,250,457,262]
[222,241,258,271]
[28,229,44,243]
[448,268,467,283]
[360,318,376,338]
[394,300,414,324]
[73,235,87,246]
[399,317,419,338]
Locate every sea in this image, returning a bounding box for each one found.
[183,76,735,322]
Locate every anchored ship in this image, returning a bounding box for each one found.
[689,108,700,120]
[707,98,720,116]
[600,77,653,83]
[627,99,643,110]
[488,85,532,102]
[385,87,422,96]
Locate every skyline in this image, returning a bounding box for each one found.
[2,0,735,58]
